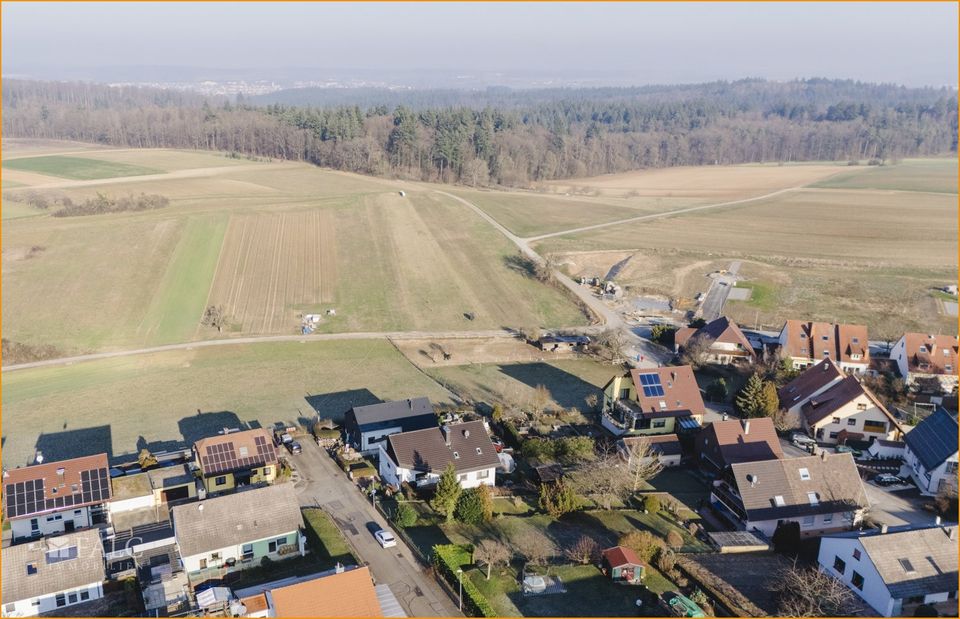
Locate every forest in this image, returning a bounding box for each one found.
[3,78,956,186]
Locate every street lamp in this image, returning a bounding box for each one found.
[456,568,463,611]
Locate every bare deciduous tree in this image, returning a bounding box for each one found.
[530,384,552,416]
[590,329,627,365]
[772,564,857,617]
[473,538,511,580]
[513,528,556,568]
[201,305,227,332]
[564,535,601,565]
[680,334,712,369]
[568,442,661,509]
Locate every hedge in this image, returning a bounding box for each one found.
[502,421,523,449]
[432,544,496,617]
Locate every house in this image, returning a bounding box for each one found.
[194,428,278,493]
[674,316,756,365]
[378,420,499,490]
[1,529,106,617]
[695,418,783,474]
[903,407,958,495]
[867,439,906,460]
[710,452,868,537]
[3,454,112,542]
[344,397,438,455]
[778,320,870,373]
[536,334,590,353]
[618,434,683,468]
[798,375,903,445]
[891,333,959,394]
[778,358,846,417]
[170,483,305,580]
[236,566,383,617]
[817,524,959,617]
[601,366,705,437]
[601,546,645,584]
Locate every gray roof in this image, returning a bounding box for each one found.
[349,397,434,428]
[171,483,303,558]
[147,464,194,490]
[904,407,958,471]
[728,452,868,521]
[778,358,844,407]
[385,421,500,474]
[2,529,106,604]
[707,530,770,549]
[856,526,958,599]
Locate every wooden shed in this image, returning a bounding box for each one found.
[602,546,646,584]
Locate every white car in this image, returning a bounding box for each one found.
[791,433,816,447]
[375,529,397,548]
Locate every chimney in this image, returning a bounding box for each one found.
[463,429,470,439]
[198,504,204,512]
[442,426,451,445]
[880,524,888,534]
[743,420,751,435]
[936,516,942,526]
[35,451,44,465]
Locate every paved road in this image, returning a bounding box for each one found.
[292,439,462,617]
[699,261,742,322]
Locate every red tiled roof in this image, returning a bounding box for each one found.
[778,358,845,407]
[901,333,959,375]
[3,454,111,520]
[629,365,706,418]
[707,418,783,464]
[677,317,755,358]
[781,320,869,365]
[602,545,644,568]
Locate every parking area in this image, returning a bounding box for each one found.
[862,482,937,527]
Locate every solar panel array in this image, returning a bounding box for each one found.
[638,373,665,397]
[201,434,277,475]
[4,467,110,519]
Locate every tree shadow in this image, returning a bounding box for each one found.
[178,411,248,447]
[498,362,603,410]
[34,425,114,465]
[305,388,381,424]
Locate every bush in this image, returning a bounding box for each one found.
[650,324,675,346]
[455,486,494,524]
[502,421,523,449]
[642,495,661,514]
[618,530,665,563]
[432,545,496,617]
[393,502,418,528]
[669,568,688,588]
[666,529,684,550]
[539,481,581,518]
[655,547,676,572]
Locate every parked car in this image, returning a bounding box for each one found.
[286,440,302,455]
[873,473,903,487]
[374,529,397,548]
[490,437,504,453]
[836,445,863,458]
[791,433,816,447]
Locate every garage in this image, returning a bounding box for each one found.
[161,485,190,503]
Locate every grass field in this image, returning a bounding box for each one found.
[2,155,163,180]
[810,158,957,194]
[0,339,453,467]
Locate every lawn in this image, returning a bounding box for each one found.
[302,508,356,567]
[727,280,777,311]
[0,339,454,467]
[810,158,958,194]
[1,155,163,180]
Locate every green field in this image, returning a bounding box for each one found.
[2,155,163,180]
[811,159,958,194]
[0,339,453,467]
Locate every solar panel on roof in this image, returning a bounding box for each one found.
[639,373,665,397]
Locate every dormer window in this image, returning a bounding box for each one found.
[799,468,810,481]
[800,333,807,339]
[26,563,38,576]
[773,495,786,507]
[898,559,916,573]
[852,337,859,344]
[659,401,667,410]
[919,346,928,353]
[823,350,830,357]
[822,335,829,341]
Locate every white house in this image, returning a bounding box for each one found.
[903,407,959,496]
[710,452,868,538]
[1,529,106,617]
[778,358,846,416]
[891,333,959,394]
[170,484,305,578]
[3,454,112,542]
[344,398,439,456]
[379,421,499,490]
[778,320,869,373]
[674,316,756,365]
[798,375,904,445]
[818,524,959,617]
[867,439,906,460]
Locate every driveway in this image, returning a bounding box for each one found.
[290,440,461,617]
[862,483,938,527]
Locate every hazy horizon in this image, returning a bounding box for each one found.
[3,2,958,89]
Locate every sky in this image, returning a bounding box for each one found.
[2,2,958,87]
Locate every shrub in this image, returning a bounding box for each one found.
[432,545,496,617]
[655,548,676,572]
[669,568,688,588]
[502,421,523,449]
[455,485,494,524]
[565,535,600,565]
[687,521,700,536]
[650,324,675,346]
[642,495,661,514]
[618,530,665,563]
[666,530,684,550]
[393,502,418,528]
[539,482,581,518]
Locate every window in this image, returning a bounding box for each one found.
[829,432,839,439]
[199,559,207,569]
[807,492,819,505]
[856,403,867,411]
[802,515,815,526]
[620,389,630,400]
[822,335,830,341]
[823,350,830,357]
[71,484,79,493]
[476,448,482,455]
[55,594,66,608]
[211,552,221,561]
[80,591,90,601]
[215,476,227,486]
[799,468,810,481]
[851,571,864,590]
[773,495,786,507]
[263,466,272,476]
[800,333,807,339]
[898,558,916,573]
[852,337,859,344]
[239,446,249,457]
[242,544,254,560]
[652,420,666,428]
[453,451,460,459]
[823,514,833,524]
[68,593,78,604]
[947,365,953,372]
[478,469,490,479]
[832,417,841,424]
[863,420,887,433]
[833,556,846,574]
[26,563,38,576]
[268,537,287,553]
[919,346,928,353]
[74,509,82,515]
[847,418,857,426]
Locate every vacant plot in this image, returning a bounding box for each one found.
[0,339,453,467]
[208,211,337,334]
[2,155,162,180]
[811,158,958,194]
[544,163,847,199]
[537,188,955,270]
[393,336,578,369]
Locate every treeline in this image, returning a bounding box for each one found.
[3,78,956,187]
[7,189,170,217]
